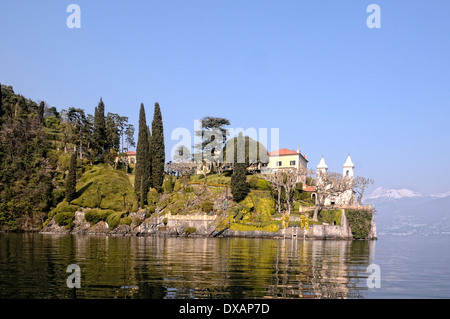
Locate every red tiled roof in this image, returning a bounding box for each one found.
[304,185,317,192]
[269,148,299,156]
[126,151,136,155]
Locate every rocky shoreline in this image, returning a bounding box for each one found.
[39,210,377,240]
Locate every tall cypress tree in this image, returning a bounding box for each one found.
[135,103,150,203]
[0,83,3,120]
[93,98,106,159]
[151,102,165,192]
[0,83,4,126]
[231,163,249,202]
[147,125,153,188]
[37,101,45,125]
[65,152,77,202]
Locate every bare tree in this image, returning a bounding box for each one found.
[212,160,226,184]
[298,166,315,185]
[353,176,374,205]
[195,158,211,185]
[281,168,298,220]
[259,168,299,228]
[169,145,197,187]
[312,171,354,221]
[259,169,284,216]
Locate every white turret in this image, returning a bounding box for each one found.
[343,154,354,178]
[317,156,328,184]
[317,156,328,173]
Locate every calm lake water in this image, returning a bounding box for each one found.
[0,233,449,299]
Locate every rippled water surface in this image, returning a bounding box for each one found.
[0,233,449,299]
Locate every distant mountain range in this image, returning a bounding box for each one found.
[365,187,423,201]
[363,187,450,237]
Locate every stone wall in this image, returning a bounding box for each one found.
[41,209,376,240]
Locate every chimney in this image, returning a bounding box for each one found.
[297,147,300,153]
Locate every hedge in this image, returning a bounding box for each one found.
[84,209,115,225]
[54,211,75,229]
[345,210,373,239]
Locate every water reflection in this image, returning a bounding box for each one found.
[0,233,376,299]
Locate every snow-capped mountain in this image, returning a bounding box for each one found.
[365,187,423,202]
[363,187,450,237]
[430,191,450,198]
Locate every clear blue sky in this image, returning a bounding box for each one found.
[1,0,449,195]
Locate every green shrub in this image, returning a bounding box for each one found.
[230,222,279,233]
[70,166,136,212]
[54,212,75,229]
[147,188,158,204]
[49,201,80,219]
[51,189,66,205]
[200,201,214,213]
[173,179,182,192]
[163,177,174,193]
[184,227,197,235]
[147,204,156,214]
[318,209,342,226]
[120,217,132,226]
[254,197,275,216]
[163,218,168,225]
[221,199,230,210]
[345,210,373,239]
[182,186,194,193]
[84,209,114,225]
[249,176,271,191]
[106,211,126,229]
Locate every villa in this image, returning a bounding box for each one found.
[265,148,308,183]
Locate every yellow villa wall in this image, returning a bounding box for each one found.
[268,154,303,170]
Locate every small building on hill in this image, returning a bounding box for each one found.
[126,151,136,164]
[266,148,308,183]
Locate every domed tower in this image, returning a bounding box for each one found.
[343,154,354,178]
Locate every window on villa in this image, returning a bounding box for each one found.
[290,160,296,166]
[276,161,282,166]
